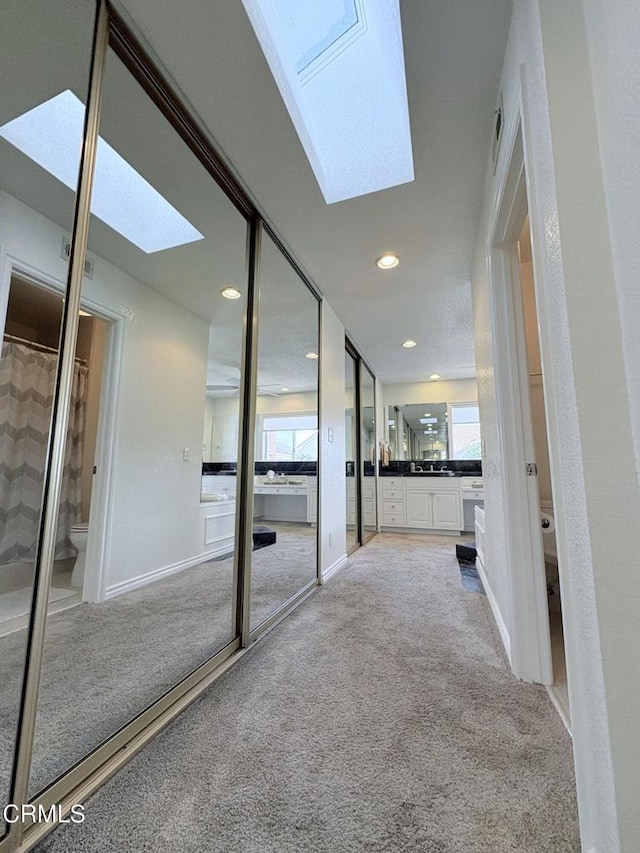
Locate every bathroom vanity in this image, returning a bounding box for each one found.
[379,471,483,534]
[200,469,317,526]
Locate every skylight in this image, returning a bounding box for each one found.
[242,0,414,204]
[0,90,204,254]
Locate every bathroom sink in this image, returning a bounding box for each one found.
[407,471,457,477]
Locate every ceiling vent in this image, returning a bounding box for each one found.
[491,92,504,173]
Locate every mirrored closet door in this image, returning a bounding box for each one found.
[0,0,96,829]
[28,43,251,797]
[249,232,319,632]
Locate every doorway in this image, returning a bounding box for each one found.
[488,125,569,714]
[517,219,569,726]
[0,273,109,634]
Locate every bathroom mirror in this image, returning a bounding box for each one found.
[28,45,250,796]
[249,230,319,631]
[386,402,481,460]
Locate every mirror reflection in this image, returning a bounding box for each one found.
[345,348,358,553]
[387,402,481,461]
[0,0,95,821]
[249,232,319,631]
[27,46,249,795]
[361,366,377,541]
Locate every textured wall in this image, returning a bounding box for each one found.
[319,300,347,575]
[583,0,640,478]
[472,1,640,849]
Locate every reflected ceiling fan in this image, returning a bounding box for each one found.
[206,376,281,396]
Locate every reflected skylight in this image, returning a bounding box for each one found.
[242,0,414,204]
[0,90,204,254]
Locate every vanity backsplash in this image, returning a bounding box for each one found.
[379,459,482,476]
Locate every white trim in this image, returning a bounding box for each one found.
[546,684,572,736]
[0,254,126,606]
[320,554,348,584]
[104,548,226,599]
[486,102,553,685]
[475,555,511,663]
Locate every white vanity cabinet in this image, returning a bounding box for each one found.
[362,478,376,526]
[382,477,406,526]
[346,478,357,526]
[383,476,464,532]
[306,476,317,522]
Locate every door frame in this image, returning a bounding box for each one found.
[487,120,553,684]
[0,253,125,605]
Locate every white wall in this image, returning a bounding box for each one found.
[319,301,347,575]
[0,192,210,594]
[583,0,640,478]
[471,1,640,849]
[382,378,477,407]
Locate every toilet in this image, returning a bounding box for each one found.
[69,523,89,588]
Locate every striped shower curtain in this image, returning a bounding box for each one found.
[0,342,88,563]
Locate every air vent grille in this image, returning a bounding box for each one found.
[61,236,95,279]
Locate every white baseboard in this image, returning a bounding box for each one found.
[545,684,572,735]
[105,548,224,599]
[321,555,348,584]
[475,556,512,664]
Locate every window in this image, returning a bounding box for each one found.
[450,404,481,459]
[260,414,318,461]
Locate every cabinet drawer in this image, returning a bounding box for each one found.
[382,477,404,490]
[462,490,484,500]
[381,488,403,500]
[382,512,405,526]
[383,500,404,514]
[461,477,483,490]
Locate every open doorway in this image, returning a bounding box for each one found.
[487,125,570,729]
[0,273,109,634]
[517,220,569,726]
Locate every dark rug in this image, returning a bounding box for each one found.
[459,561,486,595]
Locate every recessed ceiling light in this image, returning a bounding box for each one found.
[424,413,431,417]
[0,90,204,254]
[280,387,290,392]
[220,286,242,300]
[402,339,417,348]
[376,253,400,270]
[305,351,319,359]
[429,373,441,380]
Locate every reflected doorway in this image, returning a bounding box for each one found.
[0,273,109,635]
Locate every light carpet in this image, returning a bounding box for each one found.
[0,524,316,799]
[35,532,580,852]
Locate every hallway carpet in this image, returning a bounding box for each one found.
[36,533,580,853]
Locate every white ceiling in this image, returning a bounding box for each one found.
[116,0,514,384]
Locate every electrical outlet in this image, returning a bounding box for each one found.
[182,447,190,461]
